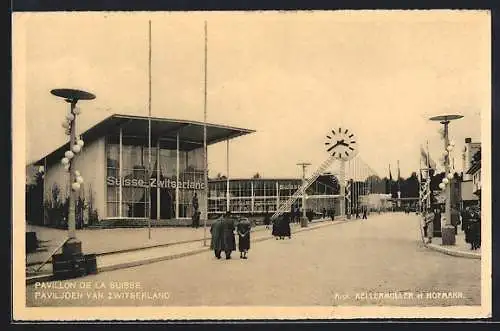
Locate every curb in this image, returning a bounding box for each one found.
[26,218,346,284]
[425,243,481,259]
[27,225,273,264]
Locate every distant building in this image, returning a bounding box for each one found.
[208,174,341,217]
[461,138,481,208]
[466,150,481,200]
[462,138,481,181]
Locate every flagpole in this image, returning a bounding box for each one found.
[202,20,208,247]
[147,19,152,239]
[427,142,432,197]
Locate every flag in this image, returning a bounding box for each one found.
[420,145,436,169]
[386,164,393,195]
[397,160,401,181]
[420,146,428,167]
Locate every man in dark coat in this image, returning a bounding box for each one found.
[467,206,481,250]
[210,217,224,259]
[221,212,236,259]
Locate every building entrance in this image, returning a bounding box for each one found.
[150,185,175,219]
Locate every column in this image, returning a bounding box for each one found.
[119,127,123,218]
[176,133,180,219]
[339,160,345,217]
[251,181,255,213]
[301,170,307,220]
[68,102,77,238]
[275,181,279,213]
[226,139,230,212]
[156,139,160,221]
[444,122,451,226]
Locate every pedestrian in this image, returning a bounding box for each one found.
[355,208,360,219]
[362,207,367,219]
[237,218,251,259]
[210,216,224,259]
[322,208,327,219]
[282,212,292,239]
[424,209,434,244]
[468,206,481,250]
[272,216,280,239]
[192,192,199,212]
[263,206,271,229]
[306,209,314,223]
[221,212,236,259]
[461,207,469,232]
[191,210,200,228]
[329,208,335,221]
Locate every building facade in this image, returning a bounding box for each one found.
[35,114,254,226]
[208,175,341,217]
[461,138,481,208]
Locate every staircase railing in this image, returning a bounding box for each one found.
[271,154,338,220]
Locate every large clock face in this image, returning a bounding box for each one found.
[325,128,357,160]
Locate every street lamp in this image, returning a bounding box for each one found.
[51,88,96,257]
[429,114,463,246]
[297,162,311,227]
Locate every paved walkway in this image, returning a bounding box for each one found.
[26,217,336,279]
[26,213,481,308]
[426,229,481,259]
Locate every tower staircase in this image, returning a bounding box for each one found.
[271,154,339,220]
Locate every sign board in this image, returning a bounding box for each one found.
[106,176,206,190]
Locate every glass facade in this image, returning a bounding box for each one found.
[105,135,205,219]
[208,177,340,215]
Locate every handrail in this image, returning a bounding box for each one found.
[32,237,70,273]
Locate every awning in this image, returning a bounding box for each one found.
[35,114,255,167]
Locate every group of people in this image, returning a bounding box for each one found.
[210,212,251,260]
[423,204,481,250]
[462,206,481,250]
[271,213,292,240]
[353,207,368,220]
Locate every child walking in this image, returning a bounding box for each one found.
[237,218,251,259]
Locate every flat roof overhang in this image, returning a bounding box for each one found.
[35,114,255,167]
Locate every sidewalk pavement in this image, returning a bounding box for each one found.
[26,217,345,283]
[425,229,481,259]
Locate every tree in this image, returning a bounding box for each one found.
[402,172,419,198]
[472,150,481,165]
[215,173,227,180]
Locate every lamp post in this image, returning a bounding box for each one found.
[51,88,95,256]
[297,162,311,227]
[429,114,463,245]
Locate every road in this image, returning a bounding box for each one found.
[26,213,481,307]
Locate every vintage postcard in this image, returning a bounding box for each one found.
[12,10,491,320]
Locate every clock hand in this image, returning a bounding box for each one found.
[327,141,341,152]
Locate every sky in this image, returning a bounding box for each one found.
[15,11,490,179]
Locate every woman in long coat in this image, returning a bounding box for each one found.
[272,216,280,239]
[282,213,291,239]
[237,218,251,259]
